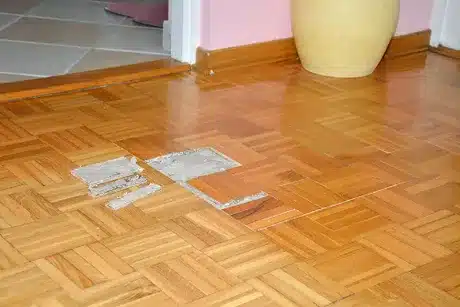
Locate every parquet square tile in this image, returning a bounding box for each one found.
[188,172,263,204]
[381,143,455,178]
[282,178,347,208]
[228,157,305,190]
[70,203,157,240]
[223,196,303,230]
[207,117,269,138]
[0,119,33,144]
[306,242,403,293]
[78,104,128,122]
[307,198,391,241]
[173,131,234,152]
[268,185,321,214]
[0,263,64,306]
[0,99,53,119]
[345,124,421,153]
[102,224,193,269]
[165,208,251,250]
[0,138,52,163]
[90,84,148,101]
[284,122,372,158]
[364,187,435,223]
[36,242,134,293]
[4,152,76,189]
[401,177,460,211]
[117,133,181,160]
[13,110,98,135]
[280,147,345,177]
[0,189,58,229]
[358,224,453,271]
[263,212,355,260]
[83,283,175,307]
[185,283,279,307]
[241,131,299,158]
[38,91,103,111]
[39,126,111,155]
[312,161,413,200]
[0,167,28,196]
[65,143,130,167]
[428,133,460,154]
[331,273,460,307]
[249,262,352,307]
[0,215,96,260]
[405,210,460,252]
[37,181,120,212]
[134,184,210,221]
[143,250,241,304]
[412,253,460,299]
[204,233,297,280]
[86,118,153,142]
[0,236,28,271]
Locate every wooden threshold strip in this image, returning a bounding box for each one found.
[0,58,190,102]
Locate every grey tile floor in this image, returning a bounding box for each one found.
[0,0,169,83]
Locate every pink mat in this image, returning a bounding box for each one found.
[105,2,168,28]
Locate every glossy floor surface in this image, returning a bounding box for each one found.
[0,0,168,83]
[0,52,459,306]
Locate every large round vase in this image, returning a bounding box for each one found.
[291,0,400,78]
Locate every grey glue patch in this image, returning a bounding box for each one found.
[146,148,241,182]
[108,184,161,210]
[89,174,148,197]
[72,156,143,187]
[220,191,268,210]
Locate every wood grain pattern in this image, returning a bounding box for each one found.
[196,32,432,75]
[385,30,432,59]
[195,38,298,75]
[0,52,458,305]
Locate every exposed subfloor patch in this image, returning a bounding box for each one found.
[72,156,144,187]
[108,184,162,210]
[146,147,241,181]
[71,149,267,211]
[90,174,147,197]
[71,156,154,200]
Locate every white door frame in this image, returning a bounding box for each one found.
[430,0,448,46]
[169,0,201,64]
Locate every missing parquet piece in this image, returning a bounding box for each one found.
[146,147,241,181]
[108,184,162,210]
[71,156,148,198]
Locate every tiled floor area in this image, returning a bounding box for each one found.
[0,52,459,306]
[0,0,169,83]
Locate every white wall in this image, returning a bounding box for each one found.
[441,0,460,49]
[431,0,460,50]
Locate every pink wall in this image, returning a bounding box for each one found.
[396,0,434,35]
[200,0,434,51]
[200,0,292,50]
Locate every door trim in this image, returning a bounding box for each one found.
[170,0,201,64]
[430,0,448,47]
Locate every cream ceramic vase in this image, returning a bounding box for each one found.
[291,0,400,78]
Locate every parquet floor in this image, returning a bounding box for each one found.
[0,52,459,306]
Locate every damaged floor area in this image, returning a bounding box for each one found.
[0,52,459,306]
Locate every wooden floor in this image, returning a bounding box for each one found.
[0,52,459,306]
